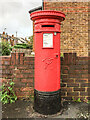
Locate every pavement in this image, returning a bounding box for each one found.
[1,99,90,120]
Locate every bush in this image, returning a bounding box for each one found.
[0,80,17,104]
[0,41,11,56]
[14,43,32,49]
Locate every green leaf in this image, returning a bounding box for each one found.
[8,87,12,91]
[61,53,64,57]
[14,96,17,101]
[77,98,81,102]
[87,101,90,104]
[9,82,15,86]
[72,97,76,102]
[0,81,17,104]
[4,99,9,104]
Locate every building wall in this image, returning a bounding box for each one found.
[0,53,89,101]
[43,1,88,57]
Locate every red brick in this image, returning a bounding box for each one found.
[21,74,34,78]
[62,74,68,79]
[16,53,20,65]
[0,70,2,74]
[62,65,69,70]
[21,79,33,83]
[14,69,21,74]
[21,70,33,74]
[67,83,79,87]
[17,66,30,70]
[17,91,34,98]
[87,88,90,92]
[81,83,89,87]
[1,60,4,65]
[69,73,82,78]
[24,61,34,65]
[11,53,16,65]
[20,87,33,92]
[61,83,67,87]
[80,92,88,96]
[2,78,6,82]
[82,74,88,78]
[0,65,2,69]
[67,92,79,96]
[16,74,23,79]
[75,78,88,83]
[62,97,72,101]
[75,70,88,74]
[74,88,85,91]
[9,66,15,69]
[27,82,34,87]
[25,57,34,61]
[20,53,25,65]
[4,60,11,65]
[2,69,11,74]
[63,69,69,74]
[75,65,88,70]
[61,91,66,96]
[2,74,8,78]
[61,87,73,92]
[62,79,74,83]
[14,82,26,87]
[13,78,20,83]
[2,56,11,61]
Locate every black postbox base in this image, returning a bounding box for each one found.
[34,89,61,115]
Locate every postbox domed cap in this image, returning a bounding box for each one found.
[30,10,65,22]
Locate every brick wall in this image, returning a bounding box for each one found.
[0,52,89,101]
[43,1,88,57]
[0,53,34,98]
[61,53,89,101]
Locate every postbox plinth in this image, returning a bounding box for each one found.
[34,89,61,115]
[30,10,65,115]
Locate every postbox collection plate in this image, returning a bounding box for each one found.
[43,33,53,48]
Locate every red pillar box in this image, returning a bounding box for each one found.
[30,10,65,115]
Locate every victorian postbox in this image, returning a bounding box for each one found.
[30,10,65,115]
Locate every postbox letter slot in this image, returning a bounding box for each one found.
[42,25,54,27]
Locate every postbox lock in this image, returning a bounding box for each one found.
[56,55,58,58]
[54,53,59,58]
[54,32,57,35]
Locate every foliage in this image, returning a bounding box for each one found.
[0,41,11,56]
[87,101,90,104]
[0,41,2,56]
[72,97,90,104]
[0,80,17,104]
[28,36,33,49]
[72,97,81,103]
[84,98,90,104]
[29,94,34,102]
[9,46,13,51]
[60,53,64,82]
[14,43,32,49]
[61,53,64,57]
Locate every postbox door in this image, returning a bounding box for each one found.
[35,31,60,92]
